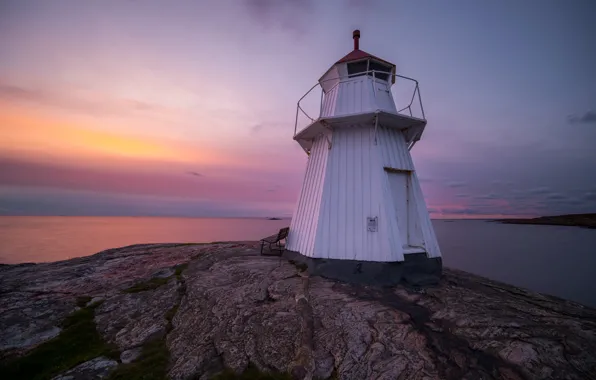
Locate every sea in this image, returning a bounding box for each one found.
[1,216,595,308]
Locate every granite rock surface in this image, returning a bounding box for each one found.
[1,241,595,379]
[51,357,118,380]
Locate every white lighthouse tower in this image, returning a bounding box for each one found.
[286,30,441,272]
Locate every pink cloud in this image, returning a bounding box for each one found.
[0,158,300,203]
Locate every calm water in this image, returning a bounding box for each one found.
[1,217,595,307]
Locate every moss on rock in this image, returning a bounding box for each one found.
[106,338,170,380]
[211,363,293,380]
[123,277,171,293]
[0,301,118,380]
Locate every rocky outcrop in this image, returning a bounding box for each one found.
[1,241,595,379]
[94,277,179,351]
[51,357,118,380]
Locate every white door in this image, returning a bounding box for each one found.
[387,171,409,245]
[374,81,395,113]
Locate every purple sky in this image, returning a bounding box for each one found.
[0,0,595,218]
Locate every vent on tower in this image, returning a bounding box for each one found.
[353,29,360,50]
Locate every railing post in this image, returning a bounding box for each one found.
[319,88,324,118]
[372,70,377,103]
[294,105,299,137]
[373,114,379,145]
[416,84,426,120]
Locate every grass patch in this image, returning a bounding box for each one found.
[107,338,169,380]
[0,302,119,380]
[211,363,292,380]
[123,277,170,293]
[109,265,186,380]
[164,304,179,333]
[174,263,189,279]
[76,295,92,307]
[288,260,308,272]
[123,262,188,294]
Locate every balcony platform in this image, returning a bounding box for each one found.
[294,110,426,153]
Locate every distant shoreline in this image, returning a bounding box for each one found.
[494,213,596,229]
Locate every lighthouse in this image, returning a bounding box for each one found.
[286,30,441,282]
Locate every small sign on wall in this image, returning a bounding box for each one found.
[367,217,378,232]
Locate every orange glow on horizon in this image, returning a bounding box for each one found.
[0,104,249,173]
[0,107,188,159]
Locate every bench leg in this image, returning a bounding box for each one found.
[260,241,264,255]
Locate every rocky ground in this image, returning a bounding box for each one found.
[1,242,595,380]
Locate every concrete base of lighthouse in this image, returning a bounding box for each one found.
[282,250,442,287]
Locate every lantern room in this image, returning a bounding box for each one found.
[293,30,427,156]
[318,30,398,118]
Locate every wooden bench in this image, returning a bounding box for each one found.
[260,227,289,255]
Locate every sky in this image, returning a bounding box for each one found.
[0,0,595,219]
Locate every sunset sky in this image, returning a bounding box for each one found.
[1,0,595,218]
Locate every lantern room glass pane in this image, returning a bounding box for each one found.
[347,60,368,77]
[368,60,391,81]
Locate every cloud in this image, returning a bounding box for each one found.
[248,121,292,138]
[447,181,466,188]
[433,206,518,216]
[508,191,531,200]
[557,198,585,205]
[0,83,166,117]
[475,192,499,200]
[0,158,298,203]
[0,186,295,218]
[491,180,513,186]
[244,0,314,35]
[0,85,36,100]
[418,177,434,183]
[528,187,552,195]
[265,184,282,193]
[251,124,264,134]
[186,171,203,177]
[567,110,596,124]
[345,0,381,10]
[546,193,566,200]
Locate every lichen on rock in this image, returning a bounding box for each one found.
[0,241,595,380]
[52,356,118,380]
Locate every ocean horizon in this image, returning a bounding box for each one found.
[1,216,596,308]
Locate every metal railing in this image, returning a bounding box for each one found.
[294,70,425,137]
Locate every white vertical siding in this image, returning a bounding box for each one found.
[328,77,399,118]
[319,66,339,93]
[379,164,405,259]
[378,126,423,247]
[377,127,414,170]
[378,126,437,253]
[321,85,339,117]
[312,126,402,262]
[334,78,374,116]
[373,81,397,113]
[288,112,440,261]
[410,172,441,258]
[287,133,329,255]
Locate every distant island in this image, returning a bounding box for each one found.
[495,213,596,229]
[266,217,282,220]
